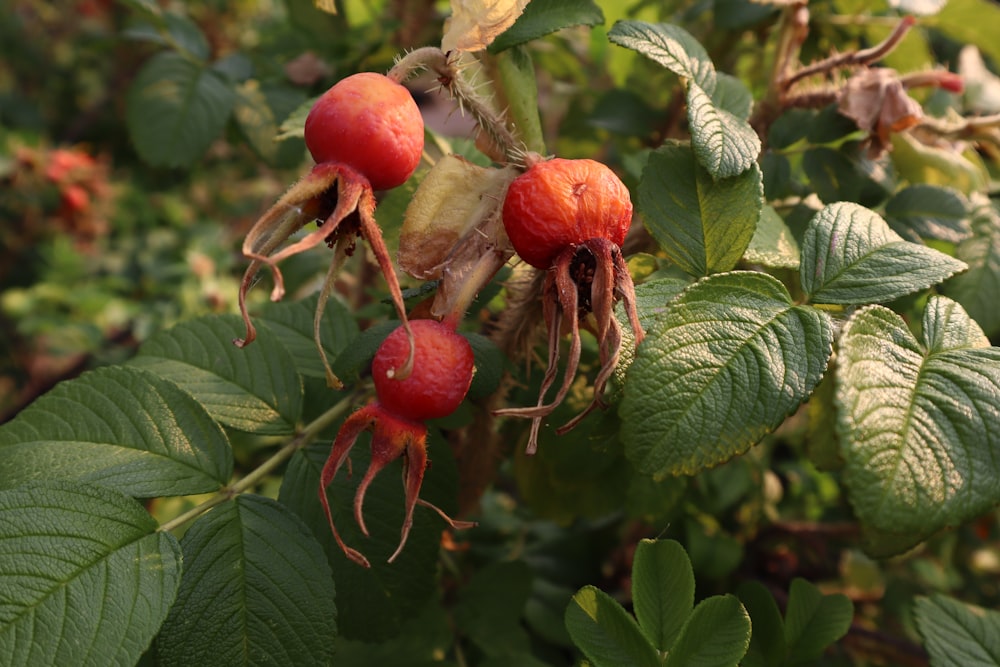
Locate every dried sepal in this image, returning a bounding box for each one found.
[318,402,473,567]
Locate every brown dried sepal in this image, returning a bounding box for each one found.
[838,68,923,157]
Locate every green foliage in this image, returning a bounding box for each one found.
[3,0,1000,665]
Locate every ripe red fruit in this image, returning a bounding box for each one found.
[372,319,475,422]
[320,319,476,567]
[496,156,643,454]
[502,158,633,269]
[304,72,424,191]
[237,71,426,386]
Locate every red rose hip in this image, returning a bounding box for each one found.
[372,318,475,422]
[304,72,424,191]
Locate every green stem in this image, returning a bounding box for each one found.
[157,393,358,533]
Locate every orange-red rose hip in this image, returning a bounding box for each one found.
[502,158,633,269]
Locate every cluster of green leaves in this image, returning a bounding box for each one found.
[566,539,855,667]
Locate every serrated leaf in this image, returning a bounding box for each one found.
[454,561,533,656]
[565,585,660,667]
[126,52,235,168]
[257,293,359,379]
[279,433,458,641]
[915,594,1000,667]
[0,366,232,497]
[687,82,761,179]
[784,578,853,664]
[744,205,801,269]
[489,0,605,53]
[130,315,303,435]
[631,539,694,652]
[608,20,716,94]
[802,147,883,206]
[621,271,833,478]
[663,594,751,667]
[157,495,336,666]
[711,72,754,121]
[801,202,967,305]
[836,297,1000,551]
[884,184,971,244]
[737,581,785,667]
[890,131,989,195]
[638,143,762,277]
[632,277,690,326]
[942,202,1000,338]
[0,481,181,666]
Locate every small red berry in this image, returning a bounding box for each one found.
[372,319,475,422]
[304,72,424,191]
[502,157,633,269]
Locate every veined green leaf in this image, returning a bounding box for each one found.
[608,20,716,94]
[663,594,751,667]
[632,539,694,652]
[638,142,762,277]
[836,297,1000,553]
[257,293,359,380]
[784,578,853,664]
[126,52,235,168]
[743,205,801,269]
[801,202,967,305]
[711,73,754,121]
[915,594,1000,667]
[131,315,303,435]
[489,0,604,53]
[687,82,760,179]
[279,432,459,641]
[0,481,181,666]
[942,200,1000,338]
[157,495,336,666]
[565,586,660,667]
[0,366,232,497]
[621,271,833,478]
[884,184,971,243]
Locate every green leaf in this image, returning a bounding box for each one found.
[126,52,235,168]
[333,600,453,666]
[802,147,884,206]
[632,277,690,327]
[621,271,833,478]
[454,561,534,656]
[495,47,546,153]
[942,202,1000,338]
[131,315,303,435]
[784,578,853,664]
[883,185,971,244]
[0,366,232,497]
[232,79,281,163]
[608,20,716,94]
[0,481,181,666]
[687,82,761,179]
[663,594,751,667]
[800,202,967,305]
[638,143,762,277]
[156,495,336,666]
[257,293,359,380]
[743,205,801,270]
[464,332,507,400]
[711,72,754,121]
[737,581,785,667]
[836,297,1000,552]
[489,0,604,53]
[565,585,660,667]
[279,433,458,641]
[915,594,1000,667]
[631,539,694,652]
